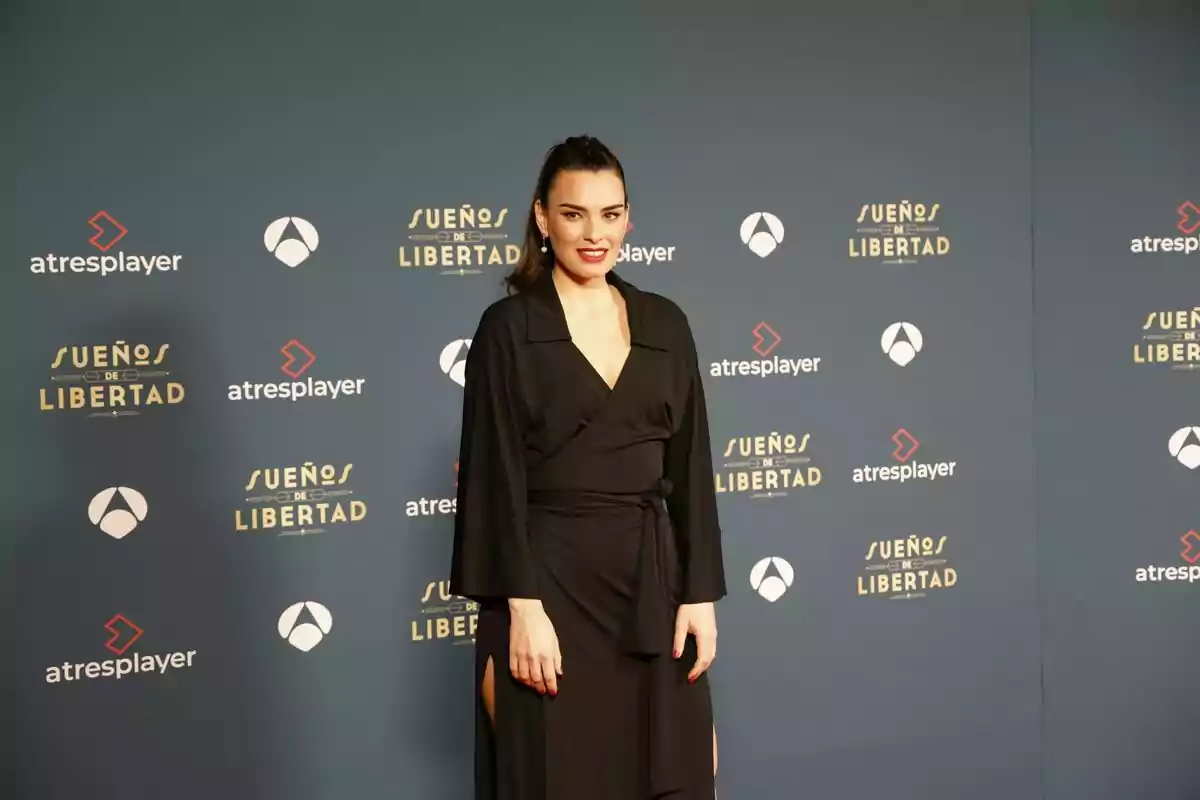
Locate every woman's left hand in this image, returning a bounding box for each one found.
[672,602,717,683]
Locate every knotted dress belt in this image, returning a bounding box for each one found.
[526,478,685,794]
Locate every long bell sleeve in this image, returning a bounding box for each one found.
[663,318,728,604]
[449,307,538,602]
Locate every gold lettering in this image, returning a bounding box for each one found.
[234,500,367,532]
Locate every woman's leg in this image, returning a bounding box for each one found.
[712,724,718,775]
[481,655,496,728]
[713,724,719,798]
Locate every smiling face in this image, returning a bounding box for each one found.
[535,168,629,282]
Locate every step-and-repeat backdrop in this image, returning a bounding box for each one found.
[3,1,1195,798]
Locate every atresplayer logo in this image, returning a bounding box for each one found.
[858,535,957,600]
[411,579,478,644]
[399,204,519,275]
[236,462,366,537]
[44,614,197,684]
[616,221,676,266]
[40,341,185,418]
[30,211,184,277]
[1128,201,1200,255]
[227,340,366,402]
[850,201,949,264]
[714,432,822,499]
[406,462,458,518]
[851,428,959,486]
[1134,307,1200,371]
[708,322,822,379]
[1134,530,1200,586]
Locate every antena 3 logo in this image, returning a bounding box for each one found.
[1168,426,1200,469]
[749,557,795,603]
[264,217,319,267]
[89,487,149,539]
[40,341,184,419]
[850,201,949,264]
[44,614,197,684]
[227,339,366,402]
[440,339,472,387]
[709,321,822,379]
[852,428,958,486]
[1129,201,1200,255]
[881,322,923,367]
[279,602,333,652]
[30,211,183,277]
[399,205,519,275]
[739,212,785,258]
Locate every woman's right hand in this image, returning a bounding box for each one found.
[508,598,562,696]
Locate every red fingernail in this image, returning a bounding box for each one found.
[673,649,680,658]
[550,689,557,697]
[688,675,696,683]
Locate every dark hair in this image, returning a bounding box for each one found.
[505,135,627,294]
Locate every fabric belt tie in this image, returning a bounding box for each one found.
[619,477,681,657]
[630,477,686,796]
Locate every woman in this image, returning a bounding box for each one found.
[449,135,726,799]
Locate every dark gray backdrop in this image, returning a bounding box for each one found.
[0,1,1194,799]
[1033,2,1200,799]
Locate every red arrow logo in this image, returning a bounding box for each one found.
[891,428,920,462]
[1181,530,1200,564]
[88,211,128,252]
[752,322,782,357]
[1177,201,1200,235]
[280,339,316,379]
[104,614,144,655]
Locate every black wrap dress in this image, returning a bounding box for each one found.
[449,266,727,800]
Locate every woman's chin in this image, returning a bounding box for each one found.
[557,257,617,282]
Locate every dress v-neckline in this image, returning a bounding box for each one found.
[551,272,634,395]
[571,343,631,394]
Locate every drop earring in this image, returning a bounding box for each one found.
[540,235,548,254]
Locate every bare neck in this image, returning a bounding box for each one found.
[552,265,617,314]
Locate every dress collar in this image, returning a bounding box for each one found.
[524,265,671,351]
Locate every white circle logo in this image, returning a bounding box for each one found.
[881,321,924,367]
[87,487,148,539]
[1167,426,1200,470]
[739,212,785,258]
[439,339,472,387]
[264,217,320,268]
[749,557,795,603]
[278,601,333,652]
